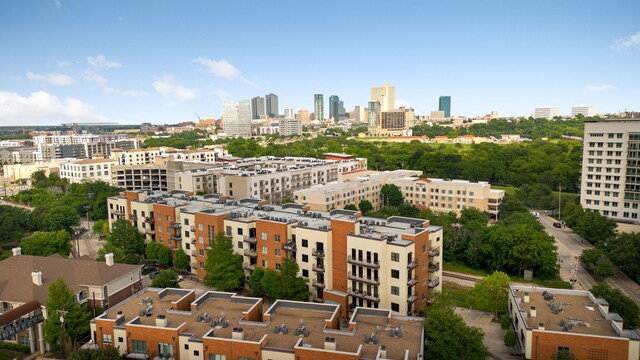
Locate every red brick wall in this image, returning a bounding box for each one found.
[108,279,143,309]
[412,230,430,310]
[127,324,184,359]
[323,290,349,322]
[255,219,288,271]
[329,219,356,293]
[153,204,179,250]
[295,347,359,360]
[531,330,630,360]
[203,337,263,359]
[172,292,195,311]
[194,212,228,280]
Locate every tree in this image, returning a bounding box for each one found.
[278,259,309,301]
[204,232,244,291]
[67,346,121,360]
[470,271,510,320]
[459,207,489,226]
[43,278,91,358]
[145,241,161,260]
[248,267,265,297]
[424,304,488,360]
[498,195,529,219]
[580,248,613,278]
[593,257,614,278]
[606,233,640,282]
[589,283,640,329]
[358,200,373,215]
[504,330,516,350]
[0,205,31,244]
[157,246,173,266]
[151,269,179,288]
[380,184,404,207]
[343,204,358,211]
[42,204,80,233]
[572,211,616,246]
[500,314,511,330]
[98,219,145,264]
[21,230,72,257]
[260,268,281,300]
[92,219,109,235]
[174,249,189,272]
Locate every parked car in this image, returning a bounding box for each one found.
[148,271,160,279]
[553,222,562,228]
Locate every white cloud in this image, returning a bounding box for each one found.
[26,72,76,86]
[52,0,62,8]
[194,57,258,88]
[586,84,612,92]
[153,75,198,101]
[0,90,105,125]
[84,72,147,97]
[56,60,71,68]
[610,32,640,51]
[87,55,122,69]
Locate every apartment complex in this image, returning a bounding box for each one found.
[279,118,302,136]
[59,157,118,183]
[110,146,227,166]
[0,250,142,354]
[91,288,424,360]
[580,119,640,222]
[107,190,443,316]
[508,285,639,360]
[571,105,598,118]
[534,107,560,119]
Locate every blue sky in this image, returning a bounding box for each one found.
[1,0,639,125]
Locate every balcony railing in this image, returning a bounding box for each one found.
[428,248,440,257]
[429,262,440,272]
[191,239,196,245]
[312,279,325,289]
[347,272,380,285]
[407,260,418,269]
[145,217,154,224]
[312,263,325,273]
[428,277,440,288]
[112,210,124,216]
[170,222,182,229]
[244,237,257,244]
[244,249,257,257]
[312,248,325,257]
[145,230,155,236]
[282,241,296,252]
[407,277,418,286]
[191,250,196,256]
[347,255,379,268]
[130,214,138,221]
[171,233,182,240]
[407,294,418,303]
[190,226,195,232]
[243,263,256,271]
[348,288,380,302]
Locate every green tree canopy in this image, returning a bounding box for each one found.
[0,205,32,244]
[248,267,265,297]
[97,219,145,264]
[358,200,373,215]
[42,204,80,233]
[606,233,640,282]
[67,346,121,360]
[572,211,616,246]
[174,249,189,272]
[278,259,309,301]
[343,204,358,211]
[589,283,640,329]
[20,230,71,257]
[459,207,489,226]
[470,271,510,320]
[380,184,404,207]
[151,269,180,288]
[423,303,488,360]
[204,232,244,291]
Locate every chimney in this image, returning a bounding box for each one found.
[379,345,387,359]
[530,306,537,318]
[538,322,545,330]
[232,327,244,340]
[105,253,114,266]
[156,315,167,327]
[523,292,529,303]
[324,337,336,351]
[32,271,43,286]
[12,247,21,256]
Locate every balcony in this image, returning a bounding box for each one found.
[145,230,155,236]
[244,263,256,271]
[191,239,196,245]
[312,279,325,289]
[428,248,440,257]
[131,214,138,221]
[191,250,196,256]
[407,294,418,303]
[244,248,257,257]
[312,248,325,257]
[347,272,380,285]
[244,237,257,244]
[407,277,418,286]
[347,255,379,268]
[171,233,182,241]
[348,288,380,302]
[190,225,195,232]
[145,217,154,224]
[112,210,124,216]
[312,263,325,273]
[407,260,418,269]
[428,277,440,288]
[429,262,440,272]
[170,222,182,229]
[282,241,296,252]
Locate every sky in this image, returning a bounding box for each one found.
[1,0,639,126]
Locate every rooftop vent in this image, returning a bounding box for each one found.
[105,253,115,266]
[523,292,529,303]
[530,306,537,318]
[324,337,336,351]
[538,322,545,330]
[156,314,167,327]
[232,327,244,340]
[11,247,21,256]
[31,271,43,286]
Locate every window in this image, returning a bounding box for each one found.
[237,228,243,235]
[302,239,308,248]
[391,303,399,312]
[391,286,399,295]
[302,254,309,263]
[158,343,173,357]
[209,355,226,360]
[184,344,189,350]
[262,246,267,254]
[132,340,147,354]
[274,234,281,242]
[391,269,400,279]
[261,232,267,240]
[302,269,309,277]
[102,334,112,345]
[275,263,281,270]
[118,337,123,343]
[391,252,399,262]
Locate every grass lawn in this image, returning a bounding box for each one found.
[0,350,25,360]
[443,262,489,277]
[444,261,572,289]
[441,283,494,313]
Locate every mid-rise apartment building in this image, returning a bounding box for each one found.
[534,107,560,119]
[571,105,598,118]
[107,190,443,316]
[580,119,640,222]
[91,288,424,360]
[279,118,302,136]
[110,146,227,166]
[508,285,639,360]
[59,157,118,183]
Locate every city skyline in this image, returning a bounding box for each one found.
[1,0,639,125]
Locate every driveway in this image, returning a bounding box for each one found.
[455,308,513,360]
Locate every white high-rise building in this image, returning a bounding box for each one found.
[223,99,252,137]
[284,108,294,119]
[371,82,396,112]
[279,118,302,136]
[571,105,598,118]
[581,119,640,223]
[534,107,560,119]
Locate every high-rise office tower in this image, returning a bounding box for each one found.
[368,101,380,128]
[284,108,294,119]
[296,109,310,122]
[265,93,279,117]
[329,95,346,122]
[314,94,324,121]
[439,96,451,118]
[223,99,252,138]
[251,97,265,119]
[371,82,396,112]
[571,105,598,118]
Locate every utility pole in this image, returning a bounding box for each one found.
[558,184,562,221]
[56,309,68,358]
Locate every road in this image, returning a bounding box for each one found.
[539,214,640,306]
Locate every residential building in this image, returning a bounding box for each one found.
[0,250,141,354]
[90,288,424,360]
[571,105,598,118]
[296,108,310,122]
[279,118,302,136]
[108,190,442,315]
[2,162,61,181]
[371,82,395,112]
[223,100,252,138]
[314,94,324,121]
[59,158,118,183]
[0,147,37,165]
[534,107,560,119]
[508,285,640,360]
[110,147,227,166]
[265,93,279,117]
[580,119,640,222]
[251,96,265,119]
[111,164,169,191]
[438,96,451,118]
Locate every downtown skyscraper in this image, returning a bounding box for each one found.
[329,95,346,122]
[265,93,279,117]
[314,94,324,121]
[223,99,252,138]
[439,96,451,118]
[251,96,265,119]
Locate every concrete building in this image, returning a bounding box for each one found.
[0,147,37,165]
[571,105,598,118]
[284,108,294,119]
[110,147,227,166]
[2,162,61,181]
[112,164,169,191]
[580,119,640,222]
[329,95,346,122]
[108,190,443,316]
[59,158,118,183]
[508,285,639,360]
[91,288,425,360]
[371,82,395,112]
[265,93,279,118]
[0,251,141,354]
[279,118,302,136]
[251,96,265,119]
[296,108,310,122]
[438,96,451,118]
[534,107,560,119]
[314,94,324,122]
[368,101,380,128]
[223,100,252,138]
